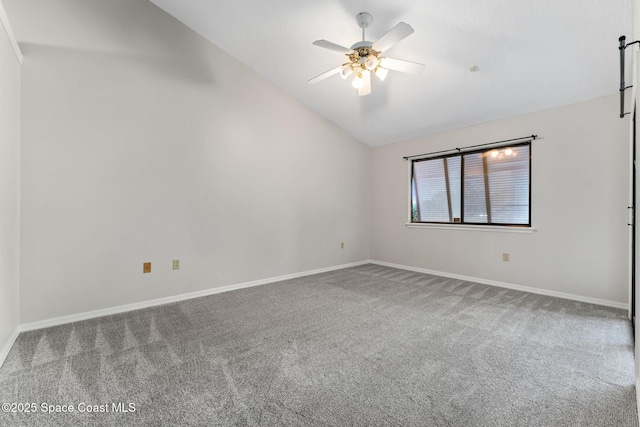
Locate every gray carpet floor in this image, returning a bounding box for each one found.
[0,264,636,426]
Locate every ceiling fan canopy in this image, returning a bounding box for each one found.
[309,12,424,96]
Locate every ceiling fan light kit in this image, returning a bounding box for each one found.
[309,12,425,96]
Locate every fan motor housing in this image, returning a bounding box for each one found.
[348,45,379,64]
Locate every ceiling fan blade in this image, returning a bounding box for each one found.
[308,65,342,84]
[379,57,425,74]
[358,71,371,96]
[312,39,353,54]
[372,22,414,53]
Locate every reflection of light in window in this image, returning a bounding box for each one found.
[487,147,516,159]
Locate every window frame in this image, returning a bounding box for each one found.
[409,141,532,228]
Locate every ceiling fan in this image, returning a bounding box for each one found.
[309,12,425,96]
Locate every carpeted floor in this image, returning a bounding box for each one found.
[0,264,637,426]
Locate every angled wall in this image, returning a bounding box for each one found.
[15,0,370,323]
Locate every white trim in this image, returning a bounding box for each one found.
[19,260,370,332]
[0,0,22,63]
[405,223,537,233]
[370,260,628,310]
[13,257,627,334]
[0,327,20,368]
[407,160,413,223]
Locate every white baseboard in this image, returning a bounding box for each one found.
[19,260,370,332]
[12,257,628,336]
[0,327,20,369]
[369,260,628,310]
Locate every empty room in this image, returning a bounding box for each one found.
[0,0,639,425]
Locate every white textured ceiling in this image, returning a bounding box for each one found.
[148,0,633,147]
[4,0,634,147]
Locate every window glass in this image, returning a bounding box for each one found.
[411,142,530,226]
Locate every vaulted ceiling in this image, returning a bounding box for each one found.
[4,0,634,147]
[149,0,633,146]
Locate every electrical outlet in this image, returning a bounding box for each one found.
[502,253,510,262]
[172,259,180,270]
[340,242,344,249]
[143,262,151,273]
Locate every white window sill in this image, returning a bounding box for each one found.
[405,223,537,234]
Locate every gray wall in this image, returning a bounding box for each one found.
[0,2,21,361]
[371,95,630,306]
[2,0,632,324]
[15,0,370,323]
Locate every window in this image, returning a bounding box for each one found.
[411,142,530,226]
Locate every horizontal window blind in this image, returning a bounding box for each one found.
[412,157,449,222]
[486,145,530,224]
